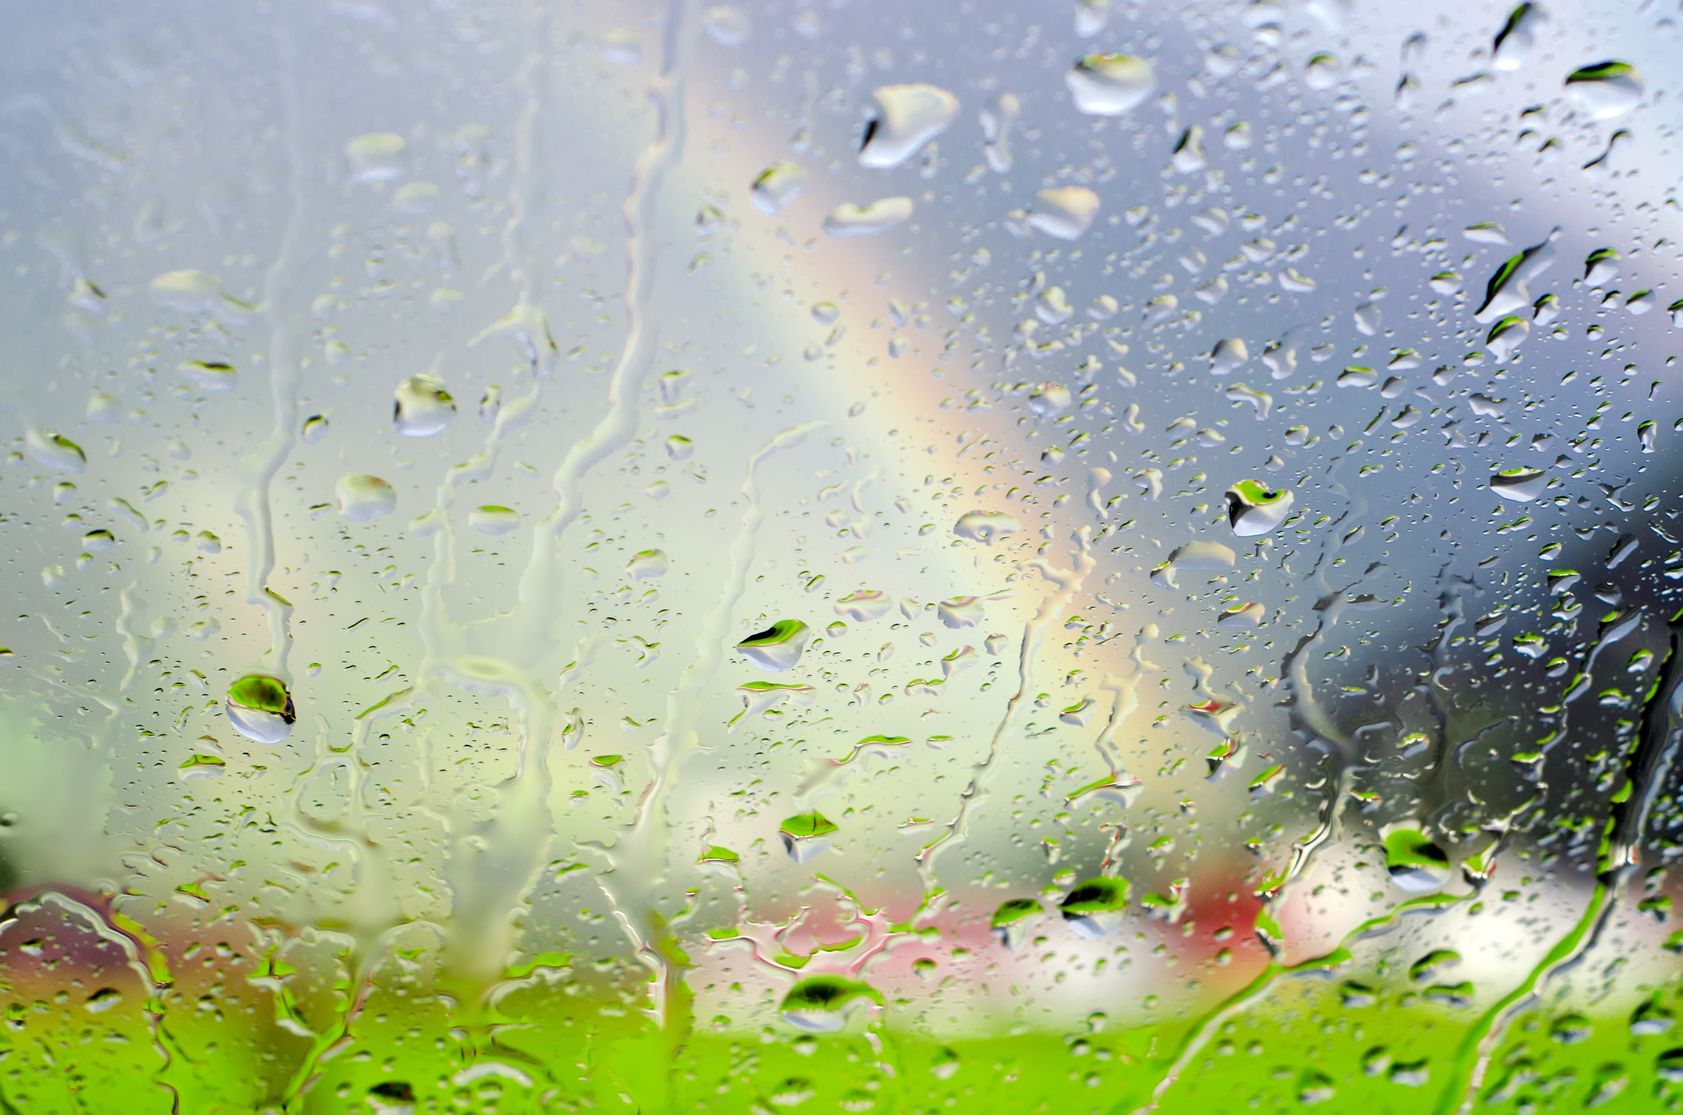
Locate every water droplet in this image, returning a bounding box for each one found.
[1218,602,1266,629]
[345,133,406,183]
[1028,186,1100,240]
[1486,314,1529,360]
[226,674,296,744]
[1305,52,1341,90]
[367,1081,416,1114]
[954,509,1019,544]
[1492,3,1545,72]
[1490,467,1547,502]
[468,505,518,536]
[822,196,914,238]
[780,975,880,1031]
[1585,247,1620,286]
[991,898,1041,949]
[84,987,123,1014]
[627,549,669,578]
[1154,541,1236,588]
[981,92,1020,172]
[858,84,959,169]
[1060,877,1130,938]
[736,619,810,671]
[1075,0,1111,38]
[835,589,892,621]
[1170,125,1207,173]
[148,268,233,312]
[937,596,986,629]
[179,360,237,392]
[1384,827,1451,893]
[1066,54,1157,115]
[1210,337,1248,376]
[750,162,807,215]
[701,5,750,46]
[336,473,397,522]
[393,374,457,437]
[1225,479,1294,536]
[25,429,86,474]
[1565,61,1642,120]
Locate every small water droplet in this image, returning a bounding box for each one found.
[822,196,914,238]
[345,132,406,183]
[750,162,807,215]
[954,509,1019,544]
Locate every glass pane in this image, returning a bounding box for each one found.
[0,0,1678,1111]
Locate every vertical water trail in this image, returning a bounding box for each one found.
[599,422,820,1059]
[1091,673,1140,781]
[915,530,1095,880]
[510,0,695,653]
[438,0,693,1002]
[432,0,694,1027]
[428,17,556,989]
[1434,614,1683,1114]
[236,21,311,679]
[1128,878,1503,1115]
[54,892,183,1112]
[1132,544,1363,1108]
[417,21,551,663]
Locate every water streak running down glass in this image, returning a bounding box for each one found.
[1,0,1681,1111]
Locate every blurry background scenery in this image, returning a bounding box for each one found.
[1,0,1682,1110]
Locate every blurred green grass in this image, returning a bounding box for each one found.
[2,984,1676,1113]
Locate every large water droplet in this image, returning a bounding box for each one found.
[736,619,810,671]
[1490,467,1547,501]
[858,84,959,169]
[336,474,397,521]
[1492,3,1545,72]
[1384,827,1451,893]
[1059,877,1130,939]
[991,898,1041,949]
[25,429,86,474]
[468,505,519,536]
[393,374,457,437]
[1210,337,1248,376]
[1066,54,1157,115]
[226,674,296,744]
[627,549,669,579]
[780,975,879,1031]
[778,810,837,862]
[1565,61,1642,120]
[1027,186,1100,240]
[1226,479,1294,536]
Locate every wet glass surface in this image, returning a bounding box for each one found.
[2,0,1683,1110]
